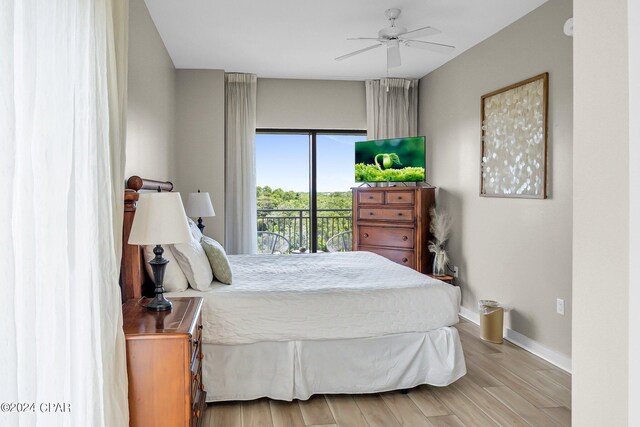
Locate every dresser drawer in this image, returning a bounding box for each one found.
[358,226,414,248]
[358,191,384,204]
[359,246,415,269]
[359,208,414,222]
[386,191,415,204]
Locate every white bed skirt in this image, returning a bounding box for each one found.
[202,327,466,402]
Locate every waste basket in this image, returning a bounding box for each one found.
[479,300,504,344]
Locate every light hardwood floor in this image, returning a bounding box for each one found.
[204,320,571,427]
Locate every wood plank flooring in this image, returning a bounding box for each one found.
[204,320,571,427]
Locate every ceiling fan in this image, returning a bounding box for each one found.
[335,8,455,69]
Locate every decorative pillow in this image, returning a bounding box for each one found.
[143,245,188,292]
[201,236,233,285]
[172,232,214,291]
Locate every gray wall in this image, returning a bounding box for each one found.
[418,0,573,357]
[257,78,366,130]
[573,0,630,424]
[125,0,176,181]
[125,1,225,241]
[175,70,226,244]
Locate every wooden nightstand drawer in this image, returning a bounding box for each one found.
[359,207,414,222]
[386,191,415,204]
[190,322,202,368]
[358,226,414,249]
[191,355,203,403]
[358,191,384,204]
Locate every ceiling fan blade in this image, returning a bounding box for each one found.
[335,44,382,61]
[347,37,381,41]
[400,26,441,39]
[387,44,401,68]
[404,40,455,53]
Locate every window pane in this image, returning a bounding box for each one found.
[316,134,366,252]
[256,133,310,253]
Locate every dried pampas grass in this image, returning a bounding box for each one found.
[429,207,452,250]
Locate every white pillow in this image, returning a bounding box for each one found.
[187,217,203,240]
[143,245,189,292]
[172,233,214,291]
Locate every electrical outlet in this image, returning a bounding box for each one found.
[453,266,459,278]
[556,298,565,315]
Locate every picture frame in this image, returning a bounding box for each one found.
[480,72,549,199]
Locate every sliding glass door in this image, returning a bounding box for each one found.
[256,130,366,253]
[256,133,310,253]
[316,133,363,251]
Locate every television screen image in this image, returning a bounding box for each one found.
[355,136,426,182]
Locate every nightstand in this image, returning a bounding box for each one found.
[428,274,455,285]
[123,297,205,427]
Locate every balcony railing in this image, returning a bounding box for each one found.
[257,208,352,252]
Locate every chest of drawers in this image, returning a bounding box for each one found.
[352,186,435,273]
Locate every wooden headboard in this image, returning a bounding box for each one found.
[120,176,174,302]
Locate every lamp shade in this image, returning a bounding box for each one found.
[128,192,191,245]
[185,192,215,218]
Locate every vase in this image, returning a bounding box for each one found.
[432,251,447,276]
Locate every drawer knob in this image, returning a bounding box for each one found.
[397,212,403,216]
[402,236,408,241]
[369,211,374,215]
[402,257,408,263]
[398,196,402,200]
[368,196,374,199]
[363,233,369,238]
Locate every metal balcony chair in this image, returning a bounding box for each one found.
[326,230,352,253]
[257,231,291,254]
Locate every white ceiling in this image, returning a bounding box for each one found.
[144,0,547,80]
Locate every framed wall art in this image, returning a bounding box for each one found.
[480,73,548,198]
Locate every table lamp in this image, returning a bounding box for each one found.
[185,190,215,234]
[128,190,191,311]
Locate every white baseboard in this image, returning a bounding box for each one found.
[458,307,572,373]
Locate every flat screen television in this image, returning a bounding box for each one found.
[355,136,426,183]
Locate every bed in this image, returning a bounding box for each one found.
[120,176,466,402]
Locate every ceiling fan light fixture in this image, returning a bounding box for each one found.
[379,26,407,39]
[334,8,455,68]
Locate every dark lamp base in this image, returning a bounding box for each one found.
[197,217,205,234]
[148,244,173,312]
[146,295,173,312]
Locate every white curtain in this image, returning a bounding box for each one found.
[225,73,258,255]
[366,78,419,139]
[0,1,130,426]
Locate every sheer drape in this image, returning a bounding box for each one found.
[0,1,130,426]
[225,73,258,255]
[366,78,419,139]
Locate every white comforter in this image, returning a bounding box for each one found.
[169,251,461,345]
